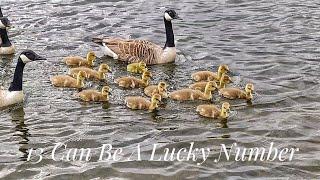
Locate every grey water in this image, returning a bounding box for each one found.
[0,0,320,179]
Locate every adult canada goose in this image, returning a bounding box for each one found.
[63,51,96,67]
[51,71,86,89]
[169,81,217,101]
[219,83,254,101]
[68,63,111,81]
[0,17,15,55]
[92,9,180,65]
[144,81,168,98]
[189,74,232,91]
[115,71,152,88]
[127,61,147,74]
[196,102,230,119]
[0,50,46,108]
[77,86,111,102]
[191,65,230,82]
[125,94,162,112]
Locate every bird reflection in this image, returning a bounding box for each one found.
[9,106,30,161]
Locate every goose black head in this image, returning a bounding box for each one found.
[0,17,11,29]
[164,9,180,21]
[19,50,46,64]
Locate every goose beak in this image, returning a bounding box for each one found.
[174,15,182,20]
[35,55,47,61]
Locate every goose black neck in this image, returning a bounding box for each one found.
[9,58,25,91]
[0,7,3,17]
[0,29,12,47]
[163,17,175,48]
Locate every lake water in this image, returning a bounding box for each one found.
[0,0,319,179]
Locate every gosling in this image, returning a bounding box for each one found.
[127,61,147,74]
[169,81,217,101]
[77,86,111,102]
[191,64,229,82]
[51,71,86,89]
[125,94,162,112]
[69,63,111,81]
[219,83,254,101]
[144,81,168,98]
[196,102,230,119]
[64,51,96,67]
[189,74,232,91]
[115,71,152,88]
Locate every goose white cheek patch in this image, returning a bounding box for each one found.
[0,21,5,29]
[20,54,32,63]
[164,13,173,21]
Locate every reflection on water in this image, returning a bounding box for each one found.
[10,107,30,161]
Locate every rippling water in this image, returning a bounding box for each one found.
[0,0,320,179]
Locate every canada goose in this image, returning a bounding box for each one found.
[51,71,86,89]
[92,9,180,65]
[77,86,111,102]
[127,61,147,74]
[0,50,46,108]
[63,51,96,67]
[125,94,162,112]
[69,63,111,81]
[169,81,217,101]
[196,102,230,119]
[189,74,232,91]
[115,71,152,88]
[144,81,168,98]
[0,17,15,55]
[191,65,230,82]
[219,83,254,101]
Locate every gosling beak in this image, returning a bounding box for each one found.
[35,55,47,61]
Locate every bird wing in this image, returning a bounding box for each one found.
[93,38,162,64]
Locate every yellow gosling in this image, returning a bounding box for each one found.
[191,64,230,82]
[115,71,152,88]
[69,63,111,81]
[196,102,230,119]
[127,61,147,74]
[125,94,162,112]
[144,81,168,98]
[64,51,96,67]
[169,81,216,101]
[219,83,254,101]
[51,71,86,89]
[77,86,111,102]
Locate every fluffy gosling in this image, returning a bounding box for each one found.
[64,51,96,67]
[77,86,111,102]
[51,71,86,89]
[125,94,162,112]
[196,102,230,119]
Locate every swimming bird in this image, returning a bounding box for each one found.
[127,61,147,74]
[63,51,96,67]
[51,71,86,89]
[196,102,230,119]
[92,9,180,65]
[144,81,168,98]
[115,71,152,88]
[0,50,46,108]
[77,86,111,102]
[191,65,230,82]
[219,83,254,101]
[189,74,232,91]
[169,81,217,101]
[68,63,111,81]
[0,17,15,55]
[125,94,162,112]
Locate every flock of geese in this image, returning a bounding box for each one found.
[0,8,254,120]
